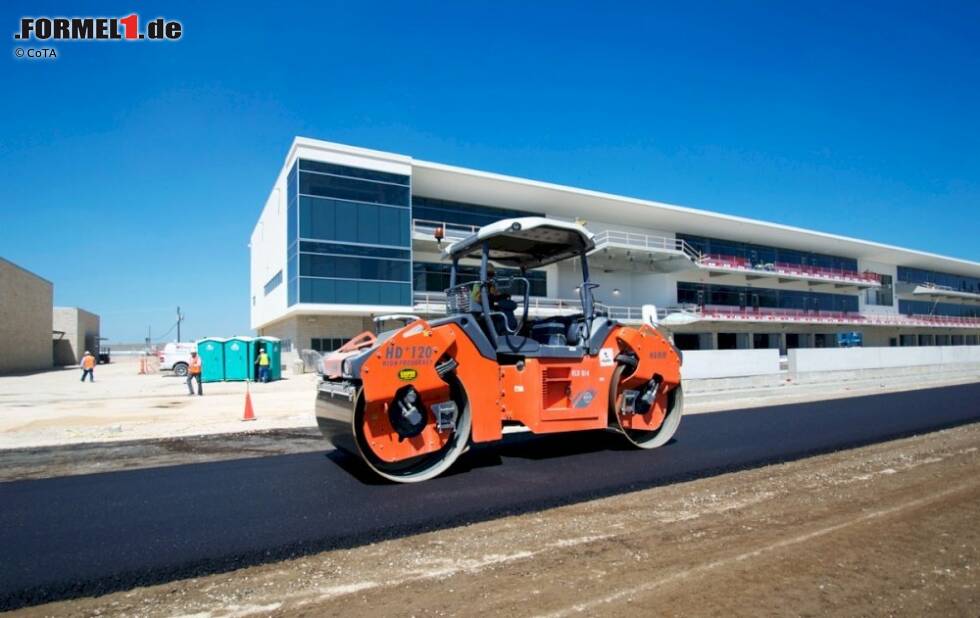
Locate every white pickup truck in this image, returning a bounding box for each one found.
[158,342,197,376]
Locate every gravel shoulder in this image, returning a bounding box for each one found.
[20,422,980,617]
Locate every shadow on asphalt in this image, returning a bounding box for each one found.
[325,429,661,485]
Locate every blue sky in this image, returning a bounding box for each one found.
[2,1,978,342]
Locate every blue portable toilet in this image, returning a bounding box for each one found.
[251,336,282,381]
[223,336,253,381]
[196,337,226,383]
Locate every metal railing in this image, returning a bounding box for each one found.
[413,291,646,322]
[414,291,980,329]
[412,219,479,242]
[591,230,702,262]
[412,219,889,290]
[697,254,881,286]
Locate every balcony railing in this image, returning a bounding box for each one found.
[697,254,881,286]
[591,230,702,262]
[413,292,648,323]
[412,219,479,243]
[696,305,980,328]
[414,291,980,329]
[910,284,980,301]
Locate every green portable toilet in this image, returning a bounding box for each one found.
[196,337,226,383]
[251,336,282,381]
[223,336,253,381]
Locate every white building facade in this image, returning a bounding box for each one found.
[251,137,980,356]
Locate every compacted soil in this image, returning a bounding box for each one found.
[19,422,980,617]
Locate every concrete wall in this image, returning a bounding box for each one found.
[681,348,782,379]
[0,258,53,374]
[52,307,101,365]
[788,345,980,374]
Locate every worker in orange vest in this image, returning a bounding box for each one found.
[80,350,96,383]
[187,350,203,396]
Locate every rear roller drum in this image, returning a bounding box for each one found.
[609,365,684,449]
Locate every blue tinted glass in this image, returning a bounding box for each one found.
[300,241,410,260]
[264,270,283,296]
[300,254,410,282]
[412,261,546,295]
[299,159,409,186]
[287,247,297,280]
[678,282,858,312]
[288,276,297,306]
[299,278,410,306]
[897,267,980,292]
[412,196,541,228]
[287,162,297,204]
[300,172,409,206]
[287,196,298,248]
[899,299,979,317]
[677,233,858,272]
[299,196,410,247]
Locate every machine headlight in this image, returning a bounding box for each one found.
[341,358,353,378]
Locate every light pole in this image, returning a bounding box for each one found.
[176,306,185,342]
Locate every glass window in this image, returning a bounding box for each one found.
[300,254,410,282]
[412,262,547,296]
[287,196,298,248]
[300,159,409,186]
[299,278,410,305]
[865,273,893,306]
[299,196,410,246]
[286,250,298,306]
[263,270,283,296]
[677,233,858,272]
[899,299,979,318]
[897,267,980,293]
[300,241,410,260]
[412,196,541,228]
[287,162,297,204]
[678,282,858,313]
[311,337,353,353]
[300,171,409,206]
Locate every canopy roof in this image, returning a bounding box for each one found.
[443,217,595,269]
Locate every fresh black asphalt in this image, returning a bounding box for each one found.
[2,382,979,610]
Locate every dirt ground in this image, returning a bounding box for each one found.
[21,422,980,617]
[0,358,319,449]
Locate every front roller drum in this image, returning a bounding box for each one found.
[609,365,684,449]
[316,380,360,455]
[316,378,471,483]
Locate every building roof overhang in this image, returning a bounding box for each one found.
[411,159,980,278]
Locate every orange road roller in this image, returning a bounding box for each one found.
[316,217,684,482]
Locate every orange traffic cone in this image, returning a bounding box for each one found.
[242,383,256,422]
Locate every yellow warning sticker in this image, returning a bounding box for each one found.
[398,368,418,381]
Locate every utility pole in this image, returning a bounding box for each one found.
[176,306,185,342]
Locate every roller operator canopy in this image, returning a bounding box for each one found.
[443,217,595,269]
